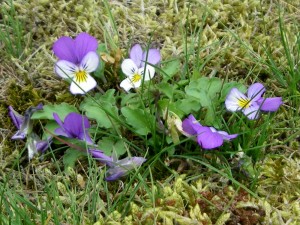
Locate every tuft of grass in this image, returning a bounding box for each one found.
[0,0,26,58]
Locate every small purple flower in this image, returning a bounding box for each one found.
[225,83,283,120]
[53,32,99,94]
[8,104,43,140]
[89,149,146,181]
[53,112,93,145]
[27,133,52,160]
[120,44,161,92]
[182,115,238,149]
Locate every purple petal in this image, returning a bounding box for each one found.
[8,106,24,129]
[63,112,85,138]
[63,113,91,141]
[78,132,94,145]
[12,131,27,140]
[142,48,161,66]
[36,137,52,153]
[53,36,77,64]
[215,130,238,141]
[53,113,64,128]
[35,103,44,111]
[89,150,114,166]
[75,33,98,63]
[105,157,146,181]
[105,169,126,181]
[243,103,260,120]
[182,114,202,136]
[197,126,224,149]
[54,127,68,137]
[247,83,265,102]
[257,97,283,112]
[130,44,143,67]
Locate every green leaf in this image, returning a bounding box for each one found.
[121,107,155,135]
[157,82,175,99]
[185,77,222,108]
[42,121,59,139]
[80,90,119,129]
[161,59,181,80]
[63,148,86,170]
[220,82,247,102]
[98,136,127,157]
[176,98,201,115]
[158,99,185,118]
[31,103,78,120]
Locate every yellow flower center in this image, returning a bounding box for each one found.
[131,73,141,83]
[238,98,251,108]
[75,70,88,83]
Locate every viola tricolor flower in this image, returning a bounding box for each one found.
[225,83,283,119]
[120,44,161,92]
[8,104,43,140]
[89,149,146,181]
[182,114,238,149]
[53,32,99,94]
[53,112,93,145]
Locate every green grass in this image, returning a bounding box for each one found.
[1,0,300,224]
[0,0,26,59]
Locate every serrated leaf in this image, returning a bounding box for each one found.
[31,103,78,120]
[121,107,155,135]
[63,148,86,170]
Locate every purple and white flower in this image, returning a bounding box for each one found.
[225,83,283,120]
[53,32,99,94]
[120,44,161,92]
[8,104,43,140]
[89,149,146,181]
[53,112,93,145]
[182,114,238,149]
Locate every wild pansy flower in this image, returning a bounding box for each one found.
[27,133,53,160]
[89,149,146,181]
[8,104,43,140]
[53,32,99,94]
[225,83,283,120]
[120,44,161,92]
[53,112,93,145]
[182,114,238,149]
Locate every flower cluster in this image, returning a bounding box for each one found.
[8,32,284,182]
[51,112,146,181]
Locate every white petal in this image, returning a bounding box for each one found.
[70,74,97,94]
[120,78,136,92]
[225,88,248,112]
[121,59,138,77]
[138,65,155,81]
[55,60,77,79]
[243,103,260,120]
[80,51,99,73]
